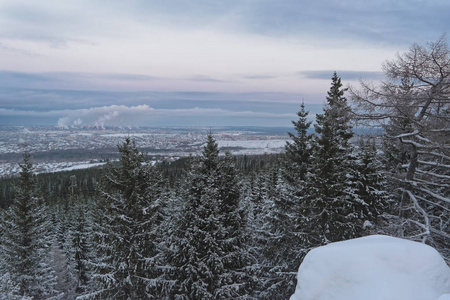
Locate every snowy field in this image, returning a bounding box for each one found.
[100,133,155,137]
[0,138,289,177]
[290,235,450,300]
[0,161,107,177]
[217,139,288,155]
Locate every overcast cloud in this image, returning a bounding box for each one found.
[0,0,448,126]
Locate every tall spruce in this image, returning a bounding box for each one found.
[0,153,60,299]
[283,102,312,185]
[303,72,362,244]
[164,134,252,299]
[257,103,312,299]
[87,138,165,299]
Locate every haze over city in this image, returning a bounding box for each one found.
[0,0,448,127]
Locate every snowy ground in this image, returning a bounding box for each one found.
[290,235,450,300]
[0,138,288,177]
[216,139,288,155]
[0,161,107,177]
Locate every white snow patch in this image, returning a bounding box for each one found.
[290,235,450,300]
[100,133,153,137]
[217,139,288,149]
[0,161,107,177]
[363,220,373,229]
[215,139,288,155]
[57,162,107,172]
[70,132,92,136]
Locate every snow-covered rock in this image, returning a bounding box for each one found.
[290,235,450,300]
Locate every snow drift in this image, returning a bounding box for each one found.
[290,235,450,300]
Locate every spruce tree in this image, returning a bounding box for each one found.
[352,138,390,230]
[87,138,165,299]
[242,170,272,298]
[303,72,361,244]
[164,134,252,299]
[0,153,60,299]
[66,200,92,295]
[260,171,300,299]
[256,104,313,299]
[283,102,312,185]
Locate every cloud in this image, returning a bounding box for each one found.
[0,104,319,127]
[0,71,162,89]
[0,42,40,56]
[0,108,65,117]
[0,0,447,128]
[112,1,449,46]
[1,0,448,54]
[0,85,323,112]
[98,73,160,81]
[299,70,385,81]
[0,70,186,95]
[242,74,279,80]
[187,75,229,83]
[55,105,155,128]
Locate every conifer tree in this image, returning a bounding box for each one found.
[0,153,60,299]
[255,104,313,299]
[164,134,252,299]
[283,102,312,185]
[352,138,390,230]
[303,72,362,245]
[259,171,300,299]
[246,171,270,238]
[241,170,272,298]
[87,138,165,299]
[66,200,92,295]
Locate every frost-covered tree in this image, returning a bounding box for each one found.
[350,36,450,262]
[252,104,313,299]
[301,72,365,245]
[0,153,60,299]
[86,138,165,299]
[164,134,252,299]
[241,170,273,298]
[283,102,313,185]
[351,138,391,230]
[65,200,92,295]
[258,171,301,299]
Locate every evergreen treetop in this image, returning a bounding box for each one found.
[0,153,59,299]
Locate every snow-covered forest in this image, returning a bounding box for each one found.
[0,37,449,299]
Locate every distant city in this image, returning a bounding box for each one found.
[0,126,293,177]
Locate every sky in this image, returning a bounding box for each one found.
[0,0,448,127]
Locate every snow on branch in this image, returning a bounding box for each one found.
[414,194,450,212]
[416,169,450,180]
[415,135,432,144]
[388,130,419,139]
[401,139,444,149]
[418,151,450,160]
[430,128,450,132]
[418,187,450,204]
[417,160,450,169]
[406,190,430,243]
[76,289,109,300]
[429,226,450,240]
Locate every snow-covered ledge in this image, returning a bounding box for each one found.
[290,235,450,300]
